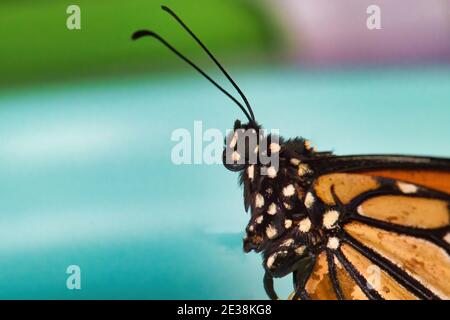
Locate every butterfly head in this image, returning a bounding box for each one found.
[222,119,273,172]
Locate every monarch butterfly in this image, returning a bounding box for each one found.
[133,6,450,300]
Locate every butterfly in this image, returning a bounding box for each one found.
[132,6,450,300]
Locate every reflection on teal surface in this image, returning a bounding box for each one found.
[0,66,449,299]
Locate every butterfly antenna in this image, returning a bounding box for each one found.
[132,30,253,122]
[161,5,256,122]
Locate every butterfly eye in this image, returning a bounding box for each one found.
[223,125,261,173]
[222,149,245,172]
[222,129,252,171]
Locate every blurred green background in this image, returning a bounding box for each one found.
[0,0,449,299]
[0,0,279,89]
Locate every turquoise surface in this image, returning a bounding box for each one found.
[0,66,449,299]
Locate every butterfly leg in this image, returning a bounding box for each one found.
[263,272,278,300]
[291,270,310,300]
[291,255,316,300]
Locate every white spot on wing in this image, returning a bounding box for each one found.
[357,205,365,215]
[290,158,300,166]
[397,182,418,194]
[444,232,450,244]
[327,237,340,250]
[255,215,263,224]
[323,210,340,229]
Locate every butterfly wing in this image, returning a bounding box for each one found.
[308,154,450,194]
[295,155,450,300]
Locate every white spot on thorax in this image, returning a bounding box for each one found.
[297,164,311,177]
[267,203,277,215]
[229,132,238,148]
[266,252,278,269]
[282,184,296,197]
[267,253,276,268]
[290,158,300,166]
[397,181,418,194]
[255,193,264,208]
[247,165,254,180]
[266,224,278,239]
[298,218,311,233]
[295,246,306,255]
[284,219,292,229]
[270,143,281,153]
[281,238,294,247]
[267,166,277,178]
[327,237,340,250]
[283,202,292,210]
[323,210,340,229]
[304,192,315,209]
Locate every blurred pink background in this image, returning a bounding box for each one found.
[275,0,450,65]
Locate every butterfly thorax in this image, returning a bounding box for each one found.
[241,137,317,252]
[222,123,330,274]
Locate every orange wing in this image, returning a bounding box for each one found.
[362,169,450,194]
[292,156,450,300]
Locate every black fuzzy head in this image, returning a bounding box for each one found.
[222,120,262,172]
[222,119,284,174]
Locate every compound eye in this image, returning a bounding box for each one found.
[222,149,245,172]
